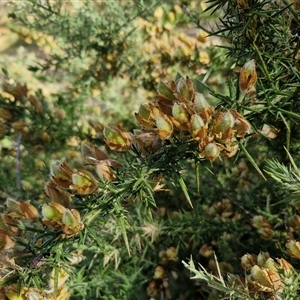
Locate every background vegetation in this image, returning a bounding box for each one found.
[1,0,300,299]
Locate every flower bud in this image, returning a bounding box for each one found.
[172,103,189,125]
[212,110,235,135]
[11,120,28,134]
[286,240,300,259]
[199,244,213,258]
[6,197,20,214]
[28,95,43,114]
[5,284,28,300]
[176,77,193,101]
[70,170,98,195]
[201,143,220,161]
[241,253,257,270]
[264,258,278,272]
[257,252,270,268]
[2,81,28,99]
[153,266,164,279]
[166,247,177,260]
[62,209,79,230]
[26,289,44,300]
[194,93,212,113]
[190,114,206,140]
[157,81,176,100]
[103,125,132,151]
[42,203,66,222]
[61,209,84,236]
[257,227,273,240]
[287,215,300,231]
[239,59,257,95]
[155,115,173,140]
[67,250,84,265]
[135,104,154,128]
[81,143,108,163]
[252,215,270,229]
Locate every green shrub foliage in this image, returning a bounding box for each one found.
[1,0,300,299]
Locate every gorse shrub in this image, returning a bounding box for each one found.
[2,0,300,299]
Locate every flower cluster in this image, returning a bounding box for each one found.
[0,198,38,250]
[3,267,71,300]
[104,73,251,161]
[238,251,294,298]
[252,215,273,241]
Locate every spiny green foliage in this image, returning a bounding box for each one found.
[2,0,300,300]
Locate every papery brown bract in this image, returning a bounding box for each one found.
[5,198,38,222]
[81,143,108,164]
[50,161,74,189]
[287,214,300,231]
[0,231,15,250]
[44,181,71,208]
[2,81,28,99]
[18,200,39,221]
[133,130,162,156]
[1,215,21,236]
[230,109,251,137]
